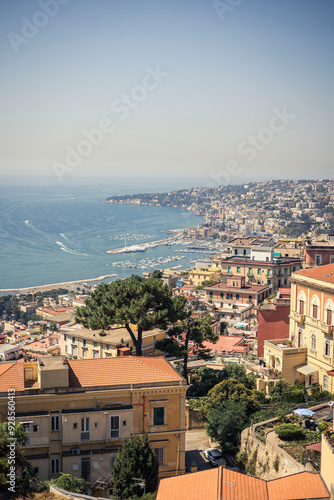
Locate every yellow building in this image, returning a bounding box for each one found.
[186,267,221,287]
[263,264,334,392]
[0,356,188,494]
[59,325,166,358]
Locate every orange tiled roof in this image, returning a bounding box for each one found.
[156,469,329,500]
[0,363,25,391]
[68,357,184,387]
[267,472,329,500]
[294,263,334,284]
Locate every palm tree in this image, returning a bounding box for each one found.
[49,321,58,333]
[39,323,47,335]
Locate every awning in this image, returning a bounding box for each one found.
[305,442,321,452]
[296,364,319,376]
[327,370,334,376]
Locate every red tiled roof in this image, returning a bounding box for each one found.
[294,263,334,284]
[68,357,184,387]
[156,469,329,500]
[203,335,243,352]
[0,363,25,391]
[267,472,329,500]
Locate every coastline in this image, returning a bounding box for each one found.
[0,274,118,294]
[106,230,184,254]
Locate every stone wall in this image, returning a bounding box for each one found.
[239,421,305,480]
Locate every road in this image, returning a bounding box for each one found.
[185,429,212,472]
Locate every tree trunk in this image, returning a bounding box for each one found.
[137,326,143,356]
[125,324,141,356]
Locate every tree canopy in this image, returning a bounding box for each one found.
[205,379,261,416]
[75,275,187,355]
[110,434,159,498]
[0,422,36,494]
[205,400,247,452]
[155,313,218,383]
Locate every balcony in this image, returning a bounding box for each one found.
[290,311,305,325]
[319,322,333,335]
[264,338,307,355]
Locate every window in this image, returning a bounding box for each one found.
[110,455,117,470]
[226,293,233,300]
[51,415,59,432]
[324,376,329,390]
[22,423,30,445]
[311,333,316,350]
[236,294,239,301]
[284,268,288,275]
[249,269,252,276]
[237,267,240,273]
[106,344,110,350]
[72,337,75,343]
[33,425,38,432]
[284,278,287,286]
[313,304,318,319]
[73,423,78,429]
[83,339,86,347]
[71,346,76,357]
[64,334,67,341]
[82,348,87,358]
[227,266,231,274]
[110,415,120,438]
[248,295,253,303]
[94,342,97,348]
[293,266,296,272]
[33,467,39,475]
[325,341,331,357]
[330,255,334,264]
[315,255,322,266]
[51,458,60,475]
[258,269,261,275]
[267,270,271,277]
[327,309,332,325]
[154,447,164,466]
[220,293,224,299]
[209,292,213,298]
[93,351,98,359]
[153,407,165,426]
[81,417,89,441]
[243,249,246,256]
[234,249,238,255]
[299,300,305,315]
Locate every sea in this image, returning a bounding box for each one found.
[0,180,206,291]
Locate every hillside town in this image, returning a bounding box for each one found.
[1,181,334,499]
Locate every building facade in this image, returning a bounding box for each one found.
[0,356,188,494]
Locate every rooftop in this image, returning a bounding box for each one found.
[156,469,329,500]
[205,281,269,293]
[293,263,334,285]
[61,325,164,345]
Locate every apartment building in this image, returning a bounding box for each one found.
[59,324,166,358]
[204,276,270,308]
[304,234,334,267]
[0,356,188,493]
[263,264,334,392]
[186,267,221,287]
[214,256,302,292]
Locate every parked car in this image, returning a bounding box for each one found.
[204,448,226,467]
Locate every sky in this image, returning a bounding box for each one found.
[0,0,333,188]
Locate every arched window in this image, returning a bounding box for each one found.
[324,299,333,325]
[297,290,306,315]
[311,332,317,350]
[310,294,320,320]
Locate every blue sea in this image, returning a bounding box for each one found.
[0,181,204,290]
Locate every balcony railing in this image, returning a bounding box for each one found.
[290,311,305,325]
[319,322,333,335]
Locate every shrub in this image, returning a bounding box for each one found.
[318,421,329,433]
[274,423,305,441]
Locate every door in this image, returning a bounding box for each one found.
[81,457,91,482]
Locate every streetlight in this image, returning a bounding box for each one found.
[132,478,146,500]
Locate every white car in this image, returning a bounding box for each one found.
[204,448,226,467]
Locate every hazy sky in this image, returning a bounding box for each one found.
[1,0,333,187]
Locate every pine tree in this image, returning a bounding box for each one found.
[155,312,219,383]
[75,275,187,356]
[111,434,159,498]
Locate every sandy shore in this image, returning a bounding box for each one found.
[0,274,118,294]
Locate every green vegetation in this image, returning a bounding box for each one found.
[274,423,304,440]
[206,400,247,452]
[76,275,187,356]
[110,434,158,499]
[156,313,218,383]
[0,422,37,495]
[36,473,88,494]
